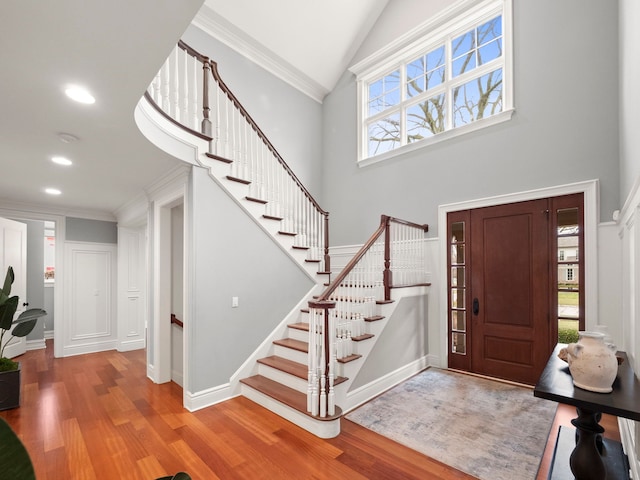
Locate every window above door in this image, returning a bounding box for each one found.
[350,0,514,166]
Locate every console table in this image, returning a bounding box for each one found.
[534,344,640,479]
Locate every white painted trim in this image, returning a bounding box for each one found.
[619,417,639,480]
[118,338,145,352]
[192,6,328,104]
[62,340,118,357]
[44,330,54,340]
[149,173,188,386]
[342,355,430,414]
[437,179,600,368]
[26,339,46,351]
[358,109,515,168]
[183,383,235,412]
[0,199,115,222]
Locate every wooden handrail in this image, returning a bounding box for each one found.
[171,314,184,329]
[176,41,328,217]
[315,215,428,303]
[147,40,331,272]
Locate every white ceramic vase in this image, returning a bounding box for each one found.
[566,331,618,393]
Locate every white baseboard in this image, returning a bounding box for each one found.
[117,338,146,352]
[171,369,184,388]
[342,355,431,414]
[26,339,46,351]
[44,330,54,340]
[62,340,118,357]
[184,382,235,412]
[619,417,639,480]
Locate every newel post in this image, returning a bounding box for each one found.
[383,215,392,302]
[323,213,331,273]
[308,299,336,417]
[201,58,212,137]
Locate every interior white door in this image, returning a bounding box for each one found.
[0,217,27,358]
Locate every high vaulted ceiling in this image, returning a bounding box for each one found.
[0,1,387,220]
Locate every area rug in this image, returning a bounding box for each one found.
[345,368,556,480]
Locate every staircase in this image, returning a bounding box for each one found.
[137,40,431,439]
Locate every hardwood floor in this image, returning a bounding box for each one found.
[0,341,620,479]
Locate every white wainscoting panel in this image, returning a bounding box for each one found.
[63,242,117,356]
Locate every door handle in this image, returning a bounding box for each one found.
[473,298,479,316]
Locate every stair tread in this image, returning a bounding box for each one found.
[257,355,348,385]
[292,245,310,250]
[288,322,309,331]
[337,354,362,364]
[245,196,268,204]
[273,337,308,352]
[365,315,385,322]
[258,355,308,378]
[240,375,342,420]
[263,214,283,221]
[352,333,374,342]
[227,175,251,185]
[204,152,232,164]
[278,230,297,236]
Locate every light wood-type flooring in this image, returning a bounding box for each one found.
[0,341,620,479]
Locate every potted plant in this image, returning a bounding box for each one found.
[0,266,47,410]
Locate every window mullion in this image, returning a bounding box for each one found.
[445,38,453,132]
[400,65,408,147]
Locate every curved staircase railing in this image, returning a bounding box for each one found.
[308,215,429,417]
[146,40,330,271]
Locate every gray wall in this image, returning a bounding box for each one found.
[181,25,324,203]
[322,0,620,243]
[66,217,118,244]
[350,294,429,390]
[189,166,315,391]
[619,0,640,204]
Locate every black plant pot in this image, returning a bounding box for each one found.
[0,363,21,411]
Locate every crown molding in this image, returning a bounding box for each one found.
[192,5,328,103]
[0,198,116,222]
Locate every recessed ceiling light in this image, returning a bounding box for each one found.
[51,156,72,166]
[65,85,95,104]
[45,188,62,196]
[57,132,79,143]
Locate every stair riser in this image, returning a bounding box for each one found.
[240,384,340,439]
[257,364,308,393]
[273,344,308,364]
[287,327,309,343]
[222,177,251,199]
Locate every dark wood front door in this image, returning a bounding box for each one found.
[447,194,584,385]
[469,199,550,385]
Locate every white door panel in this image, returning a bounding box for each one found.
[0,217,27,358]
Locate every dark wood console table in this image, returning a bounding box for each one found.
[534,344,640,479]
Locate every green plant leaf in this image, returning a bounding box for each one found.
[11,318,37,338]
[9,309,47,338]
[15,308,47,323]
[1,266,14,298]
[0,296,19,332]
[0,418,36,480]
